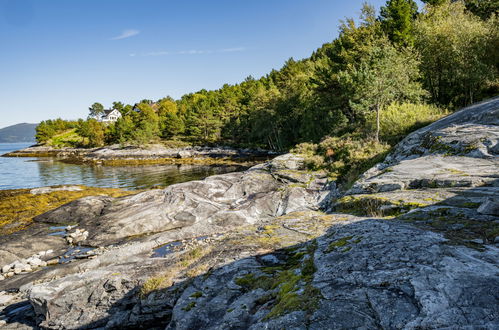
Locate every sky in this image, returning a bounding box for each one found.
[0,0,396,128]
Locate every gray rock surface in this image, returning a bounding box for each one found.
[33,153,327,246]
[0,97,498,329]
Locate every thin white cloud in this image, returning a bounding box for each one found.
[219,47,245,53]
[178,49,213,55]
[110,29,140,40]
[130,47,246,57]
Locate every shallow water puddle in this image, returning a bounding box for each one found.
[49,226,67,231]
[48,231,66,237]
[151,241,183,258]
[59,246,95,263]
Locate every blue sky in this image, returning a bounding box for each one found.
[0,0,396,128]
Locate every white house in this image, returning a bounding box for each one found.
[99,109,122,123]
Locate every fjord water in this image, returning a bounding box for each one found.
[0,143,247,190]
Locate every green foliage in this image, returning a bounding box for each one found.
[414,1,498,107]
[38,1,497,152]
[76,119,105,147]
[35,119,78,144]
[88,102,104,118]
[463,0,499,19]
[294,133,391,186]
[421,0,446,6]
[108,115,136,145]
[132,104,160,144]
[48,129,83,148]
[161,112,185,138]
[365,102,448,144]
[339,37,426,141]
[112,101,124,114]
[380,0,418,46]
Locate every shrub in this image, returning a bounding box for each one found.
[366,102,448,144]
[291,142,318,156]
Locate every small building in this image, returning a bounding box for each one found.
[99,109,122,123]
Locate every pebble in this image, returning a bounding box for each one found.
[1,265,11,273]
[27,257,43,267]
[0,275,4,281]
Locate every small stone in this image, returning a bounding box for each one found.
[6,272,14,278]
[0,275,4,281]
[28,257,43,267]
[40,261,47,267]
[0,320,6,326]
[46,259,58,265]
[14,268,22,274]
[1,265,11,273]
[46,249,54,254]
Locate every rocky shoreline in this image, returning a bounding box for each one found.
[1,144,278,166]
[0,97,498,329]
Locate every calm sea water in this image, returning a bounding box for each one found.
[0,143,248,190]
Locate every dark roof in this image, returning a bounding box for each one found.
[102,109,119,116]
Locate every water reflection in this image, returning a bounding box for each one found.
[34,161,247,190]
[0,143,248,190]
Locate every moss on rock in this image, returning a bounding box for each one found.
[0,186,134,235]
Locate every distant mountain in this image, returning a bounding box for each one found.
[0,123,38,143]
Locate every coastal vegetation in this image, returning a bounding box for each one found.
[34,0,497,176]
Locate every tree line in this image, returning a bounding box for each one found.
[37,0,498,150]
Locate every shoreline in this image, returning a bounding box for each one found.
[1,144,279,166]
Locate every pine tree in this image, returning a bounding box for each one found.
[380,0,418,46]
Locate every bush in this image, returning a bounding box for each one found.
[366,102,448,144]
[291,142,318,156]
[292,132,391,185]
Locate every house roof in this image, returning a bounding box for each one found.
[102,109,119,116]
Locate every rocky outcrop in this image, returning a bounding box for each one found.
[0,98,498,329]
[32,153,327,246]
[2,144,277,166]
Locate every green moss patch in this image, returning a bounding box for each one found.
[335,195,427,217]
[0,186,134,235]
[234,240,322,320]
[400,208,499,249]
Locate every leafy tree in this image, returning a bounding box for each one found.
[414,1,497,106]
[112,101,124,113]
[421,0,446,5]
[161,112,185,138]
[133,104,160,144]
[35,121,56,143]
[312,4,383,134]
[107,115,135,145]
[380,0,418,46]
[88,102,104,118]
[157,97,178,115]
[464,0,499,20]
[340,38,426,142]
[77,119,105,147]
